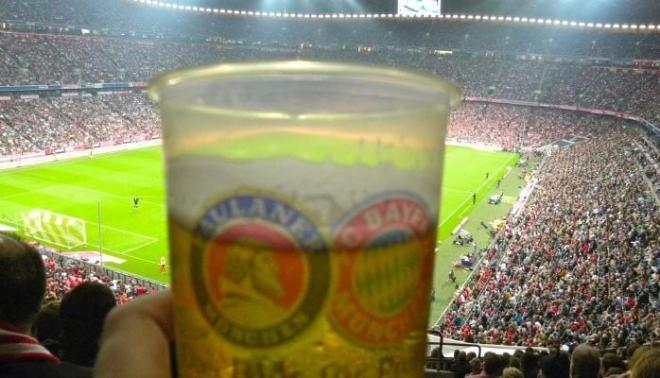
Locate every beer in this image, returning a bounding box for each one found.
[151,61,460,377]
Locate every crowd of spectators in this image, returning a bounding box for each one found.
[0,93,158,156]
[1,0,659,58]
[0,1,657,366]
[0,33,657,125]
[0,94,636,157]
[447,104,624,150]
[35,242,154,305]
[441,127,659,350]
[430,344,659,378]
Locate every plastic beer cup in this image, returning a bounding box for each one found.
[150,61,460,377]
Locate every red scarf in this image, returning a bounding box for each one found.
[0,324,59,363]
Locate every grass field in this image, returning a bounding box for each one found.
[0,143,518,315]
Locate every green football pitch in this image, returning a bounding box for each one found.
[0,144,518,311]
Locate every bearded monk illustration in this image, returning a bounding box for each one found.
[218,238,288,327]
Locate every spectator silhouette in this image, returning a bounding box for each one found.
[0,235,91,378]
[503,367,524,378]
[629,346,660,378]
[452,350,470,378]
[539,350,570,378]
[570,344,601,378]
[31,300,61,356]
[60,282,116,367]
[467,353,501,378]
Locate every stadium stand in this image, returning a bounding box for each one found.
[38,242,161,304]
[0,0,657,374]
[441,127,657,348]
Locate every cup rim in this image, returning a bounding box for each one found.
[148,60,461,120]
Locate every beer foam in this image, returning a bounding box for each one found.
[166,156,440,230]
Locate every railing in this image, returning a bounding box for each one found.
[36,244,168,291]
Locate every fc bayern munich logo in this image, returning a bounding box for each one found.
[190,193,329,348]
[330,192,436,347]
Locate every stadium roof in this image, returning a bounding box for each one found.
[164,0,659,23]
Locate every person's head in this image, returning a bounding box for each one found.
[0,236,45,331]
[570,344,601,378]
[521,350,540,377]
[32,300,61,341]
[470,357,482,374]
[604,367,624,377]
[503,367,524,378]
[502,353,511,367]
[540,351,570,378]
[483,353,501,376]
[509,356,521,369]
[600,353,625,373]
[60,282,116,367]
[458,351,468,363]
[629,345,660,378]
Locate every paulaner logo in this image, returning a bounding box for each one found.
[191,193,329,348]
[330,192,436,347]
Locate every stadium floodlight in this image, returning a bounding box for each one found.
[338,13,345,18]
[545,19,552,24]
[621,24,629,29]
[604,23,612,28]
[191,6,198,11]
[612,23,620,28]
[513,17,520,22]
[467,15,474,19]
[553,20,560,25]
[595,23,602,28]
[639,24,646,29]
[630,24,637,29]
[475,15,482,20]
[570,21,577,26]
[561,20,568,26]
[505,16,512,21]
[453,14,459,19]
[497,16,504,21]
